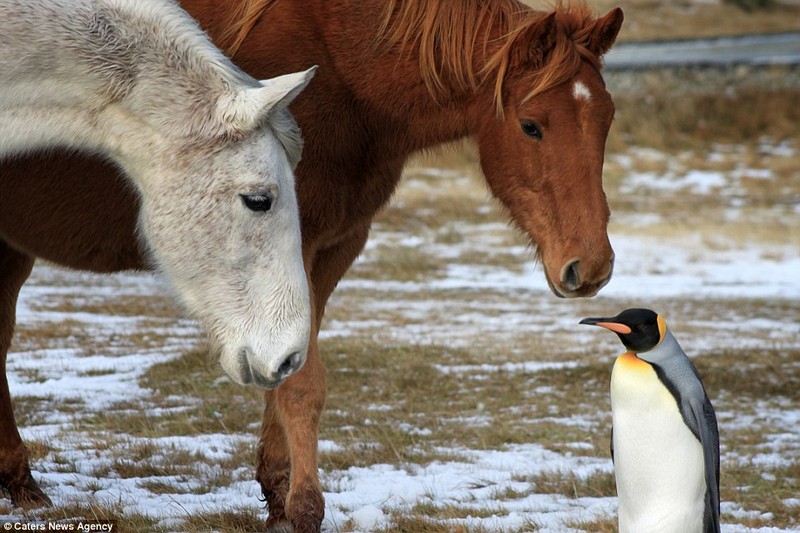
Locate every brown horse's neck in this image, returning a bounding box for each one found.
[315,1,484,155]
[221,0,508,156]
[182,0,531,243]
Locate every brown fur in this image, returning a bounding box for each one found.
[379,0,608,116]
[222,0,611,115]
[0,1,623,530]
[215,0,273,57]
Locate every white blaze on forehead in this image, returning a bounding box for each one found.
[573,81,592,101]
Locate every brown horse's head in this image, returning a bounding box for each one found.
[472,6,623,298]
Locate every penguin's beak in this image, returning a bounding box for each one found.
[579,317,632,335]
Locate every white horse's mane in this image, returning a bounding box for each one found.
[86,0,303,162]
[0,0,302,162]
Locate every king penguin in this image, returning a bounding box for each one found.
[580,308,720,533]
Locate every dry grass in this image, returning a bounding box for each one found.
[723,461,800,528]
[376,516,496,533]
[181,507,268,533]
[2,503,163,533]
[7,138,799,532]
[608,85,800,153]
[566,515,618,532]
[518,470,617,498]
[3,5,799,532]
[525,0,800,42]
[6,170,799,532]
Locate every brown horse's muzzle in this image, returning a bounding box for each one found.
[546,251,615,298]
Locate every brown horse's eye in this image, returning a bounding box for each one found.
[240,193,273,212]
[520,120,542,140]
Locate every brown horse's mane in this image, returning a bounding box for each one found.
[216,0,275,57]
[218,0,602,116]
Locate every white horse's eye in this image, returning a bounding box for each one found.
[240,193,273,212]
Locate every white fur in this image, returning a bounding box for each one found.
[0,0,315,388]
[573,81,592,101]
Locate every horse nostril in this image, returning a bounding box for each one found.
[276,351,300,380]
[561,259,581,292]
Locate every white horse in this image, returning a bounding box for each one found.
[0,0,314,388]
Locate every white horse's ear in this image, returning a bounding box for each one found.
[218,66,317,134]
[257,65,317,113]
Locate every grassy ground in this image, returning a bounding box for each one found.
[526,0,800,42]
[607,77,800,152]
[3,132,798,531]
[2,3,800,532]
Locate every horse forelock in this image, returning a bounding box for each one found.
[513,4,604,109]
[379,0,603,116]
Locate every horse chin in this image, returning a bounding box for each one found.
[219,349,287,390]
[546,276,570,299]
[546,276,609,299]
[544,270,608,299]
[225,368,285,390]
[541,250,614,298]
[542,262,567,298]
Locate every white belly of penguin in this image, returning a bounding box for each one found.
[611,358,706,533]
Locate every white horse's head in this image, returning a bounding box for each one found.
[128,68,315,389]
[0,0,316,388]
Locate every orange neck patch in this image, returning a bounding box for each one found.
[617,351,651,371]
[657,315,667,342]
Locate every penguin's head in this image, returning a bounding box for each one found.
[579,308,666,353]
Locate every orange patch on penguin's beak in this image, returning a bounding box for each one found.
[594,322,632,335]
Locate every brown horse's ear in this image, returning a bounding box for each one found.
[512,12,557,68]
[587,7,624,57]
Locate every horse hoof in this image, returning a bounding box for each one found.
[265,514,292,532]
[9,482,52,509]
[285,489,324,533]
[289,516,322,533]
[265,520,293,533]
[258,463,290,523]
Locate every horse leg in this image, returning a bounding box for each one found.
[257,305,326,532]
[0,241,50,507]
[258,390,291,528]
[274,336,326,533]
[257,227,370,533]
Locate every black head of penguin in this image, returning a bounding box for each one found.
[579,308,663,353]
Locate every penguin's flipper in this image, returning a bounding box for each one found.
[609,426,615,464]
[687,396,721,533]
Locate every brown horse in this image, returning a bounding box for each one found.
[0,0,622,530]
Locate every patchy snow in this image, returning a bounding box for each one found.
[2,142,799,531]
[434,361,581,375]
[621,169,729,194]
[603,235,800,300]
[323,444,615,532]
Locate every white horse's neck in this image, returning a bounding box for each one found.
[0,0,256,167]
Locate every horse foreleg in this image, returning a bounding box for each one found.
[257,389,291,528]
[0,242,50,508]
[276,340,326,533]
[256,334,325,533]
[256,226,370,532]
